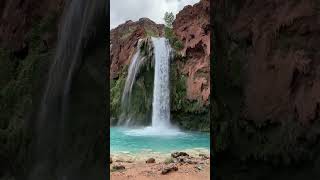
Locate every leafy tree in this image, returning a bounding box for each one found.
[163,12,183,51]
[164,12,174,28]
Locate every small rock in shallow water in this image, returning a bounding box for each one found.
[112,165,125,171]
[171,152,189,158]
[146,158,156,163]
[161,165,178,174]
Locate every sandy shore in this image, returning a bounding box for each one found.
[110,151,210,180]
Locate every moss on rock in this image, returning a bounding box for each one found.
[0,12,59,176]
[170,56,209,131]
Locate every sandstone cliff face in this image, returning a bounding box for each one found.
[173,0,210,105]
[110,18,164,79]
[213,0,320,177]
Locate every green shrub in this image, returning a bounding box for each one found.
[163,12,184,51]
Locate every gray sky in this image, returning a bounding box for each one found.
[110,0,200,29]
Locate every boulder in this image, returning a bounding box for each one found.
[171,152,189,158]
[112,165,125,171]
[146,158,156,163]
[161,165,178,175]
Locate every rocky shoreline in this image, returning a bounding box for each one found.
[110,151,210,180]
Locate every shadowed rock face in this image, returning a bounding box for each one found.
[0,0,107,179]
[110,18,164,79]
[173,0,210,105]
[230,0,320,125]
[213,0,320,179]
[0,0,65,49]
[0,0,66,177]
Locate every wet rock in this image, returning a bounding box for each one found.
[161,165,178,175]
[146,158,156,163]
[171,152,189,158]
[112,165,125,171]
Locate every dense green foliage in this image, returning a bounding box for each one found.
[110,67,127,119]
[170,59,209,132]
[164,12,174,28]
[163,12,184,51]
[110,40,154,125]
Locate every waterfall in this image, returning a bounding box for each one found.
[31,0,106,179]
[119,37,180,136]
[151,37,171,128]
[119,40,145,126]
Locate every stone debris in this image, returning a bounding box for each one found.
[171,152,189,158]
[161,165,178,175]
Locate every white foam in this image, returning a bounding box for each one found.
[123,126,184,136]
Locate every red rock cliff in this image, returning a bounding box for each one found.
[110,18,164,79]
[173,0,210,105]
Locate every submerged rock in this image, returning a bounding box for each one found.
[161,165,178,175]
[146,158,156,163]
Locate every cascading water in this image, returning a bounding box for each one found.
[120,37,181,136]
[30,0,106,179]
[150,37,171,128]
[119,40,145,126]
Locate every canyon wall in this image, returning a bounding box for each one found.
[213,0,320,178]
[173,0,210,105]
[171,0,210,130]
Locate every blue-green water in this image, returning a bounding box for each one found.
[110,127,210,154]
